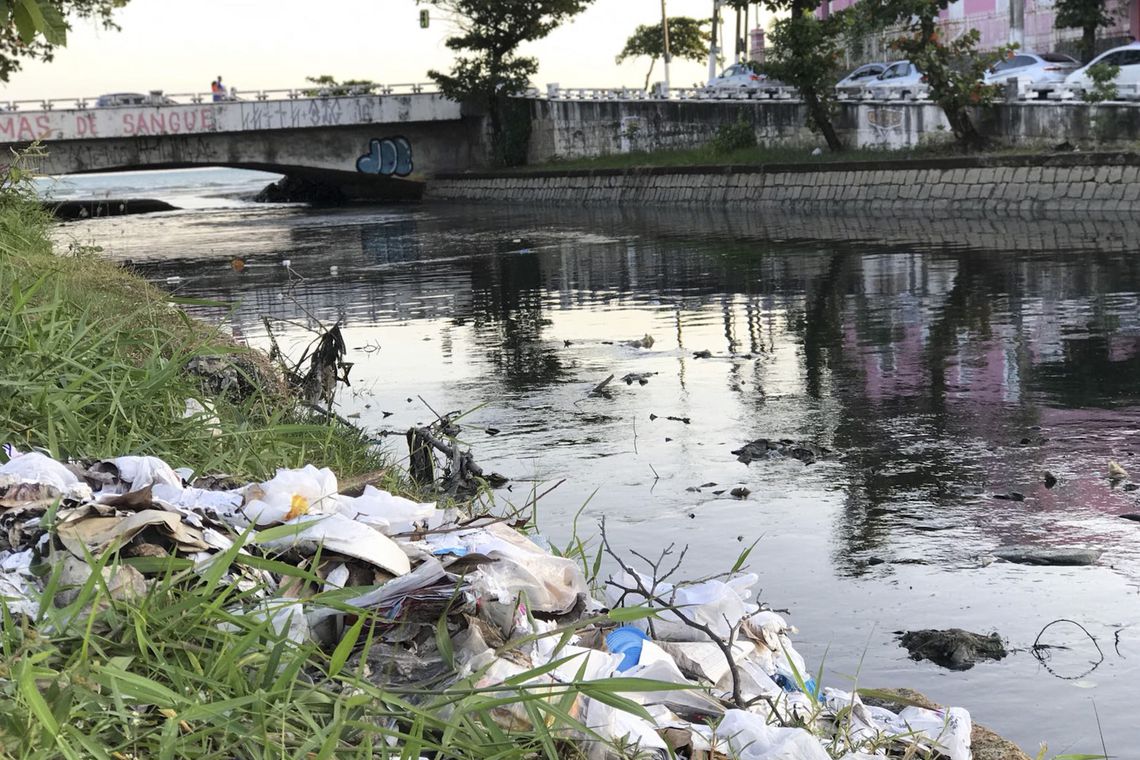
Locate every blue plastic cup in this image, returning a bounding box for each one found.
[606,626,650,672]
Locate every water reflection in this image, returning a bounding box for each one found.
[127,208,1140,568]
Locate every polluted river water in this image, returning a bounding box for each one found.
[49,168,1140,755]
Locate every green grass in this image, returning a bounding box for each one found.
[0,189,386,481]
[0,543,662,759]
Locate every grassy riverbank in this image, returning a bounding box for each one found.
[0,181,531,757]
[0,190,384,481]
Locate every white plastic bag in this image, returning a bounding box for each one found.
[113,455,182,490]
[0,451,89,501]
[717,709,831,760]
[253,513,410,576]
[606,571,758,641]
[336,485,441,534]
[241,465,339,526]
[431,522,587,614]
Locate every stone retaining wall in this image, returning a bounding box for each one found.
[427,152,1140,212]
[525,99,1140,161]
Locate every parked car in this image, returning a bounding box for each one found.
[984,52,1080,94]
[95,92,176,107]
[708,62,770,90]
[867,60,926,98]
[835,62,886,96]
[1062,42,1140,96]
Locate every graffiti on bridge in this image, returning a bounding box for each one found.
[356,136,413,177]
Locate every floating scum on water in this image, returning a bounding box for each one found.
[0,448,976,760]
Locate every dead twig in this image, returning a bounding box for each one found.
[599,517,787,720]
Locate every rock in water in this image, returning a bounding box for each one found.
[899,629,1008,670]
[993,546,1101,566]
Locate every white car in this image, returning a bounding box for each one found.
[984,52,1079,95]
[835,63,886,97]
[708,62,769,90]
[95,92,177,107]
[867,60,926,98]
[1062,42,1140,97]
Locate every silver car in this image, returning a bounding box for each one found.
[984,52,1079,95]
[867,60,926,99]
[708,62,769,90]
[835,63,886,97]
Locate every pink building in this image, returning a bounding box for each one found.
[822,0,1138,56]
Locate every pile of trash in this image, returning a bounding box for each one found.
[0,448,973,760]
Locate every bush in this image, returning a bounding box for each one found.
[711,116,757,153]
[1084,62,1119,103]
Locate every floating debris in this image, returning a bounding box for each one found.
[899,629,1008,671]
[625,334,655,349]
[732,439,831,466]
[621,372,657,386]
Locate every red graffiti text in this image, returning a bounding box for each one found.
[0,114,52,141]
[122,108,214,136]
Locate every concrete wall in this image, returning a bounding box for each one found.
[426,152,1140,213]
[526,99,1140,162]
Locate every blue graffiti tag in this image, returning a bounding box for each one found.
[356,136,413,177]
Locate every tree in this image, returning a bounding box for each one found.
[860,0,1010,149]
[759,0,846,151]
[302,75,379,97]
[0,0,126,82]
[616,17,710,91]
[1054,0,1113,63]
[421,0,594,166]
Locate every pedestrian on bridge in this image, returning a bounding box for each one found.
[211,76,226,102]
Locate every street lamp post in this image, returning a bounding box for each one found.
[660,0,672,93]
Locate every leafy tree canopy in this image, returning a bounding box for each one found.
[422,0,593,102]
[302,75,379,97]
[858,0,1009,147]
[0,0,126,82]
[1054,0,1114,62]
[758,0,845,151]
[616,17,710,90]
[420,0,594,166]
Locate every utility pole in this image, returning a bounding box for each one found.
[1008,0,1024,48]
[708,0,721,82]
[660,0,672,92]
[735,5,742,60]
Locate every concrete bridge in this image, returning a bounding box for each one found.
[0,86,483,200]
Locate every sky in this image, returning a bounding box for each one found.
[1,0,772,102]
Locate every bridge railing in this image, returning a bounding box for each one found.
[0,82,439,112]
